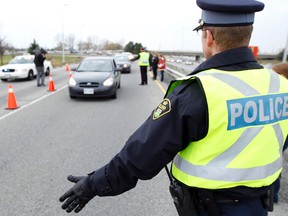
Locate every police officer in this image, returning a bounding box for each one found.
[133,47,150,85]
[59,0,288,215]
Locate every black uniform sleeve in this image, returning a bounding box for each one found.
[131,54,140,61]
[90,80,208,196]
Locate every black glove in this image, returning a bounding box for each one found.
[59,175,97,213]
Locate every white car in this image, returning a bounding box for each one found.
[185,60,194,65]
[0,55,53,81]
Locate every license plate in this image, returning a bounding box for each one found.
[4,74,11,78]
[83,88,94,94]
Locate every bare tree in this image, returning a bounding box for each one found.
[78,35,99,51]
[89,35,99,49]
[54,33,63,51]
[100,40,123,50]
[0,35,8,65]
[54,33,75,51]
[99,39,108,50]
[86,36,97,50]
[66,34,75,51]
[76,40,83,52]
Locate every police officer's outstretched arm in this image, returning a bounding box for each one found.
[130,54,140,62]
[58,81,203,213]
[59,175,97,213]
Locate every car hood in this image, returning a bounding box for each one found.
[0,64,32,70]
[44,60,52,66]
[73,71,112,82]
[115,61,131,65]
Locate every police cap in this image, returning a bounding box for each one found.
[193,0,265,31]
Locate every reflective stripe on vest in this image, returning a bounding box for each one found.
[171,68,288,189]
[138,52,150,66]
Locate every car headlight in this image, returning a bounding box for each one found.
[103,77,114,86]
[69,77,77,86]
[123,64,128,68]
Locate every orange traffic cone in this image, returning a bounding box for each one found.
[69,70,72,79]
[47,74,56,92]
[6,84,18,110]
[65,63,69,71]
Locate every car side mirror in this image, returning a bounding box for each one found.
[71,67,77,71]
[115,67,122,72]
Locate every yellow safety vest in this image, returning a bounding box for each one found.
[138,52,150,66]
[170,68,288,189]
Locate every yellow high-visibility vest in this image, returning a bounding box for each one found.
[138,52,150,66]
[170,68,288,189]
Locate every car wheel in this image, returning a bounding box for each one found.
[45,68,50,76]
[1,78,8,82]
[27,70,34,80]
[70,95,76,99]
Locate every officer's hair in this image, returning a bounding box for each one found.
[205,25,253,50]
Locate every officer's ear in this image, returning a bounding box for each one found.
[205,29,214,47]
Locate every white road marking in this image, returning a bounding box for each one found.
[0,85,68,121]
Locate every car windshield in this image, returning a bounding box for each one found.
[114,55,129,62]
[9,56,34,64]
[77,59,113,72]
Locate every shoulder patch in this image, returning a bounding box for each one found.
[153,99,171,120]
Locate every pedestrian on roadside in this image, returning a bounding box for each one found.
[157,54,166,82]
[59,1,288,215]
[149,50,153,71]
[151,52,159,80]
[34,48,47,87]
[272,62,288,203]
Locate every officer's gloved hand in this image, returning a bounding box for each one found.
[59,175,97,213]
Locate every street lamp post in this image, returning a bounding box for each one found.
[62,20,65,62]
[61,4,68,63]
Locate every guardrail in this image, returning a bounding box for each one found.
[165,58,278,80]
[166,66,185,78]
[157,50,278,60]
[165,62,194,79]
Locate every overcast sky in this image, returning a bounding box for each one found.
[0,0,287,54]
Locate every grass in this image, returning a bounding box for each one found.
[45,55,83,68]
[0,54,84,68]
[1,55,14,65]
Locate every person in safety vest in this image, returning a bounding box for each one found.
[59,0,288,215]
[131,47,151,85]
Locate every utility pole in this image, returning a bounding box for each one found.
[62,4,68,63]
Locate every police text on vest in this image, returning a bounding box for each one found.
[227,93,288,130]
